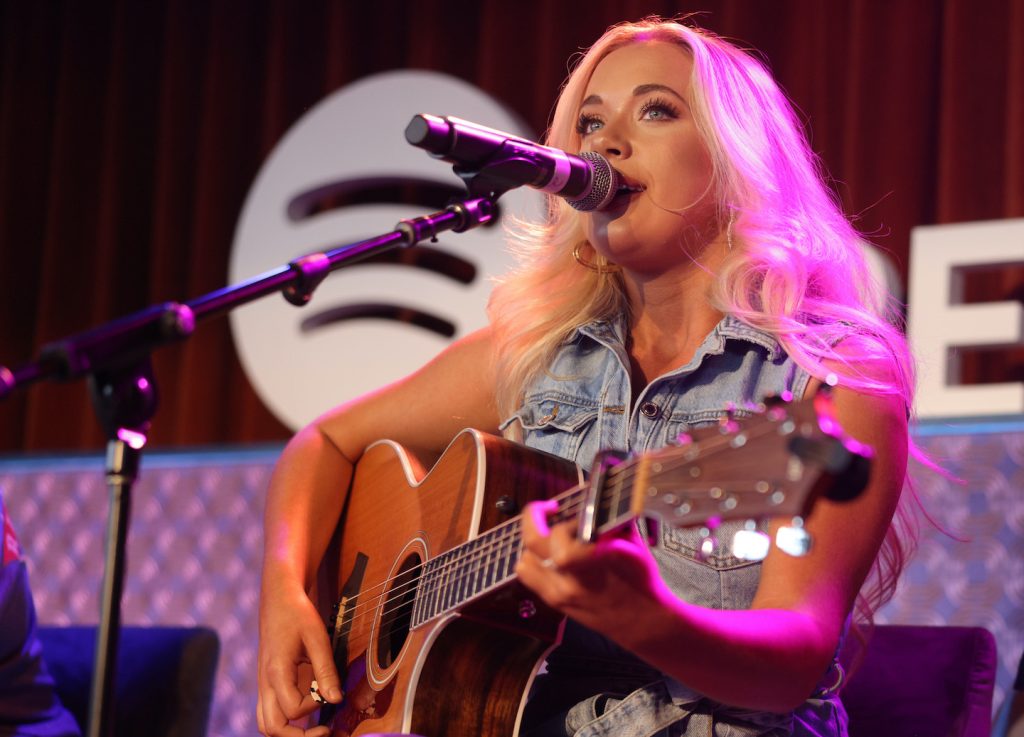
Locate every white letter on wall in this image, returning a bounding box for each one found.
[908,218,1024,418]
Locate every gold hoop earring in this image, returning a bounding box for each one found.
[573,242,620,274]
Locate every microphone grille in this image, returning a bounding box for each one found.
[568,152,618,212]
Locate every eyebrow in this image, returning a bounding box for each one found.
[580,83,687,108]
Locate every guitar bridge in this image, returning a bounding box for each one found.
[318,552,368,726]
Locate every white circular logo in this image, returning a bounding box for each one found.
[229,71,540,430]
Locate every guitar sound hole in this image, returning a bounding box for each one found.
[376,553,421,669]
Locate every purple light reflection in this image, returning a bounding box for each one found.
[116,427,147,450]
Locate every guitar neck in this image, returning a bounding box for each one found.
[410,484,587,627]
[409,392,866,628]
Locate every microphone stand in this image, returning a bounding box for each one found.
[0,196,496,737]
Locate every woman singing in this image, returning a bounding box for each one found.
[258,18,917,737]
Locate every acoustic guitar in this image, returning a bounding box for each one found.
[313,392,869,736]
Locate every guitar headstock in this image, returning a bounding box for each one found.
[589,390,872,558]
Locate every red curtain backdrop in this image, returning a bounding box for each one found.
[1,0,1022,452]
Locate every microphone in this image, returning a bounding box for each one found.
[404,114,619,212]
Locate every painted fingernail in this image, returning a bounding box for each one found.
[310,679,326,704]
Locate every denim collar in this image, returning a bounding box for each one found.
[574,313,783,360]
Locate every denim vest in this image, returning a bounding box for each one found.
[502,315,847,737]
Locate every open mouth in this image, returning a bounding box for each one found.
[609,182,646,206]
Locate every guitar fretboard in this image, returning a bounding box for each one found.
[410,484,593,626]
[404,406,837,629]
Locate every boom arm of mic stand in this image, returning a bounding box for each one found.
[0,196,497,398]
[0,194,496,737]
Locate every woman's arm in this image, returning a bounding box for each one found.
[517,382,908,712]
[257,327,500,737]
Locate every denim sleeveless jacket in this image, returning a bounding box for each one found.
[501,315,847,737]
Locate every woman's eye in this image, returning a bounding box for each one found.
[576,115,603,136]
[639,99,679,122]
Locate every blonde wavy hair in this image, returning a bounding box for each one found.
[487,18,919,621]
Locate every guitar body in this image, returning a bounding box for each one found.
[315,429,583,737]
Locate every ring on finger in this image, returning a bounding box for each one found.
[540,557,558,570]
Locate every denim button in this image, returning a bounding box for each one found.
[639,401,660,418]
[537,405,559,425]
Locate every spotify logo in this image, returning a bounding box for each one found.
[229,71,540,430]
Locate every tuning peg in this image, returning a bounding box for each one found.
[762,392,794,421]
[696,533,717,561]
[672,430,693,446]
[763,391,794,407]
[743,400,762,414]
[718,403,741,434]
[732,528,770,561]
[695,520,719,561]
[776,517,812,556]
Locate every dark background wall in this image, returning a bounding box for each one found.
[1,0,1022,452]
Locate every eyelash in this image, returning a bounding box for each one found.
[575,97,681,136]
[575,114,603,136]
[639,97,680,121]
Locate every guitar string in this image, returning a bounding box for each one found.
[364,424,761,633]
[341,422,790,637]
[332,421,786,634]
[369,492,591,636]
[337,442,648,631]
[333,419,794,635]
[335,434,693,632]
[402,418,789,608]
[333,486,589,631]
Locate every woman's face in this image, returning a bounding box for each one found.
[577,41,717,275]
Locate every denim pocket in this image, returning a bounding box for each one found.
[653,520,766,611]
[659,519,768,570]
[502,393,600,461]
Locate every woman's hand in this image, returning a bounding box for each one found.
[515,498,671,641]
[257,578,342,737]
[255,328,502,735]
[514,382,910,712]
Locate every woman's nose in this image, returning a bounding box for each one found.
[589,119,631,159]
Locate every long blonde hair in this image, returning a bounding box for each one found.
[487,18,918,620]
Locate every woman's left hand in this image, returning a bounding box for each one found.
[515,498,670,640]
